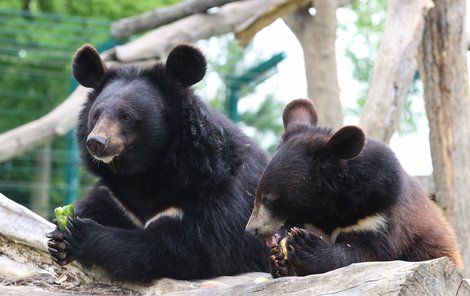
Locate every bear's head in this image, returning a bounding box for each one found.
[73,43,207,175]
[245,99,368,240]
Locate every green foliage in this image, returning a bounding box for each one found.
[0,0,180,20]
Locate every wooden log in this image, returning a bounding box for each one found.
[0,193,467,294]
[358,0,434,143]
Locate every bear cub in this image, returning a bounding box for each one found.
[47,44,270,282]
[246,99,463,277]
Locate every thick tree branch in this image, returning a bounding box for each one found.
[358,0,434,143]
[110,0,238,39]
[110,0,272,63]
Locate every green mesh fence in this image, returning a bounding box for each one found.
[0,8,112,219]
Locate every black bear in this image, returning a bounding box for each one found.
[47,44,270,282]
[245,98,463,277]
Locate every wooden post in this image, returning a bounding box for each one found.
[418,0,470,275]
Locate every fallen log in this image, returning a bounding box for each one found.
[1,192,468,295]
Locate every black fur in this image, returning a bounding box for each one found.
[47,44,270,282]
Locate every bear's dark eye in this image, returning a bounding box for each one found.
[262,193,278,206]
[92,112,99,125]
[120,113,132,121]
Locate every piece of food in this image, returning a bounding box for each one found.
[54,204,75,231]
[280,238,288,260]
[253,277,270,283]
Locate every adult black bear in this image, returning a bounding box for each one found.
[47,44,270,282]
[245,99,463,277]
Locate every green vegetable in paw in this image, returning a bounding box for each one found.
[54,204,75,231]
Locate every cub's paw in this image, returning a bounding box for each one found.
[284,227,326,271]
[269,246,290,278]
[47,217,97,265]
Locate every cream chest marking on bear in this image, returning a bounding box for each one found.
[304,214,387,243]
[102,186,184,229]
[144,207,184,228]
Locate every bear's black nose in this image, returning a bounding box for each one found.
[245,225,258,237]
[86,134,107,155]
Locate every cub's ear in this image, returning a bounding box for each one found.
[327,126,366,159]
[72,44,106,88]
[282,99,318,129]
[165,44,207,87]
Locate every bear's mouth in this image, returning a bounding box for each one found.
[93,154,119,164]
[265,220,299,248]
[265,233,281,248]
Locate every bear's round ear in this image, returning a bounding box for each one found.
[72,44,107,88]
[282,99,318,129]
[327,126,366,159]
[165,44,207,87]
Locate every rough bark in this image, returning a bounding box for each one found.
[110,0,238,39]
[358,0,434,143]
[0,87,90,163]
[283,0,343,129]
[417,0,470,277]
[109,0,273,63]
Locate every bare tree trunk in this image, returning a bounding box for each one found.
[359,0,433,143]
[283,0,343,129]
[30,143,51,219]
[417,0,470,275]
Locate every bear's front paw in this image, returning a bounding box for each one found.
[47,217,97,265]
[269,246,291,278]
[284,227,327,274]
[47,227,75,266]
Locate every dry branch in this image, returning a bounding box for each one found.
[110,0,238,39]
[235,0,309,47]
[110,0,272,63]
[358,0,434,143]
